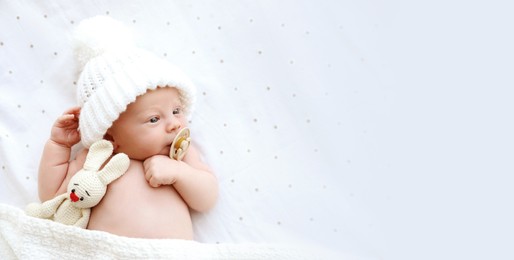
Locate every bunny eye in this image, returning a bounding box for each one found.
[80,197,84,201]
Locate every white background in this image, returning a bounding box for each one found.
[0,1,513,259]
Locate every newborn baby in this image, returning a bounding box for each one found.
[37,16,218,239]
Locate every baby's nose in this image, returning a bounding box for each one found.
[166,119,181,132]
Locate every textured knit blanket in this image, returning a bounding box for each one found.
[0,204,341,259]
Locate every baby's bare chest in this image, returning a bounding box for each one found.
[87,161,192,238]
[99,160,188,211]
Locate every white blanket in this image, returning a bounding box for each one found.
[0,204,346,259]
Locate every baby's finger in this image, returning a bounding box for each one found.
[62,107,81,120]
[149,177,161,188]
[63,106,81,115]
[143,165,152,181]
[56,114,76,123]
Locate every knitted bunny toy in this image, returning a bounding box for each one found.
[26,140,129,228]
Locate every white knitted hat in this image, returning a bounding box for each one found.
[74,16,197,148]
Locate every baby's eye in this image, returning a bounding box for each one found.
[149,117,159,123]
[173,108,181,115]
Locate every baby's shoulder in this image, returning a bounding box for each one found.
[183,143,212,172]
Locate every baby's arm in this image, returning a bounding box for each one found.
[38,107,85,202]
[143,143,218,212]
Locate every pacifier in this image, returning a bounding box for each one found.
[170,127,191,161]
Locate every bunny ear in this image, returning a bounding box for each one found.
[83,140,114,171]
[98,153,130,185]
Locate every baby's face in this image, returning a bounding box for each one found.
[107,87,188,160]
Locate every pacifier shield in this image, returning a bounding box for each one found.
[170,127,191,160]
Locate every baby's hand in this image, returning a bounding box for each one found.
[143,155,183,187]
[50,107,81,148]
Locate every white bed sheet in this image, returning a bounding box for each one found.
[2,1,514,260]
[0,0,360,258]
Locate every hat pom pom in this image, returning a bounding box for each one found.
[74,16,134,70]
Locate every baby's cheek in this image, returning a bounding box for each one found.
[116,147,144,161]
[139,146,163,160]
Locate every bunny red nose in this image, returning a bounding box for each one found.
[70,191,79,202]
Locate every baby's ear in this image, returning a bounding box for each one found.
[98,153,129,185]
[83,140,114,171]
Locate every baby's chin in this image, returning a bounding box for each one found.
[139,148,171,159]
[119,148,170,161]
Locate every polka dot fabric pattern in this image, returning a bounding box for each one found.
[0,3,355,256]
[2,1,513,260]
